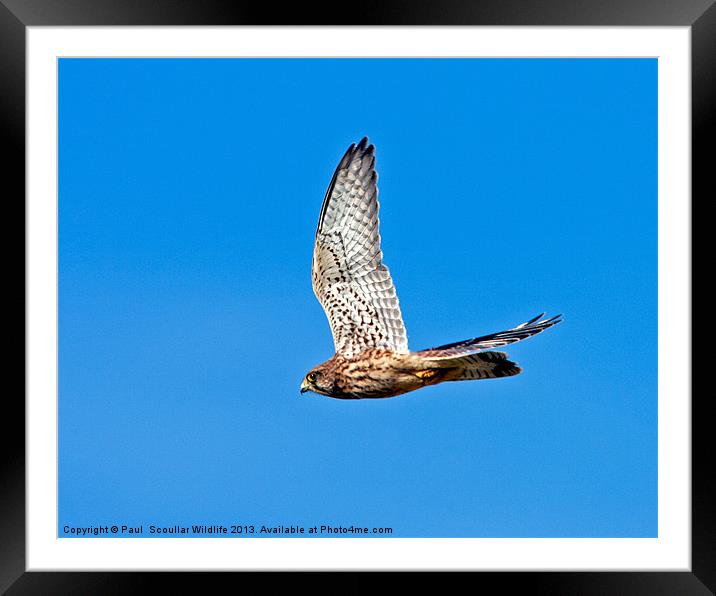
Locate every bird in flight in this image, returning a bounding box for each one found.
[300,137,562,399]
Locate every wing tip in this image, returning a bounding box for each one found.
[338,142,357,169]
[357,135,376,154]
[542,313,563,327]
[337,136,374,170]
[519,312,563,329]
[317,136,377,235]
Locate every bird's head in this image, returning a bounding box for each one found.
[300,365,334,397]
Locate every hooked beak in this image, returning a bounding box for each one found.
[300,379,310,394]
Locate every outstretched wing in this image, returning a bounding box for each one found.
[417,313,562,359]
[312,137,408,358]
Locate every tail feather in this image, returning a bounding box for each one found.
[443,351,522,381]
[452,364,521,381]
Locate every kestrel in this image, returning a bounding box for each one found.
[300,137,562,399]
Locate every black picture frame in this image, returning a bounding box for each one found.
[4,1,708,593]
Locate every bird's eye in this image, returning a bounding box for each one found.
[307,372,318,383]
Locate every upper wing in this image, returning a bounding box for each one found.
[312,137,408,358]
[416,313,562,359]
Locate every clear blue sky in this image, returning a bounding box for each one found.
[58,58,657,538]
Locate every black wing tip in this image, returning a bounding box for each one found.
[525,312,563,327]
[338,142,357,169]
[525,312,545,325]
[355,136,375,156]
[338,137,373,167]
[542,313,563,326]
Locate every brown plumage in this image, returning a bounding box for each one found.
[301,137,562,400]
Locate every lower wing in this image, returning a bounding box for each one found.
[415,313,562,360]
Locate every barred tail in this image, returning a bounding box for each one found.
[443,351,522,381]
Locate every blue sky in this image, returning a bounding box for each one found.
[58,58,657,538]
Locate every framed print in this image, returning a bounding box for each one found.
[5,0,710,593]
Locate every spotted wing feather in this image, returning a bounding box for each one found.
[312,137,408,358]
